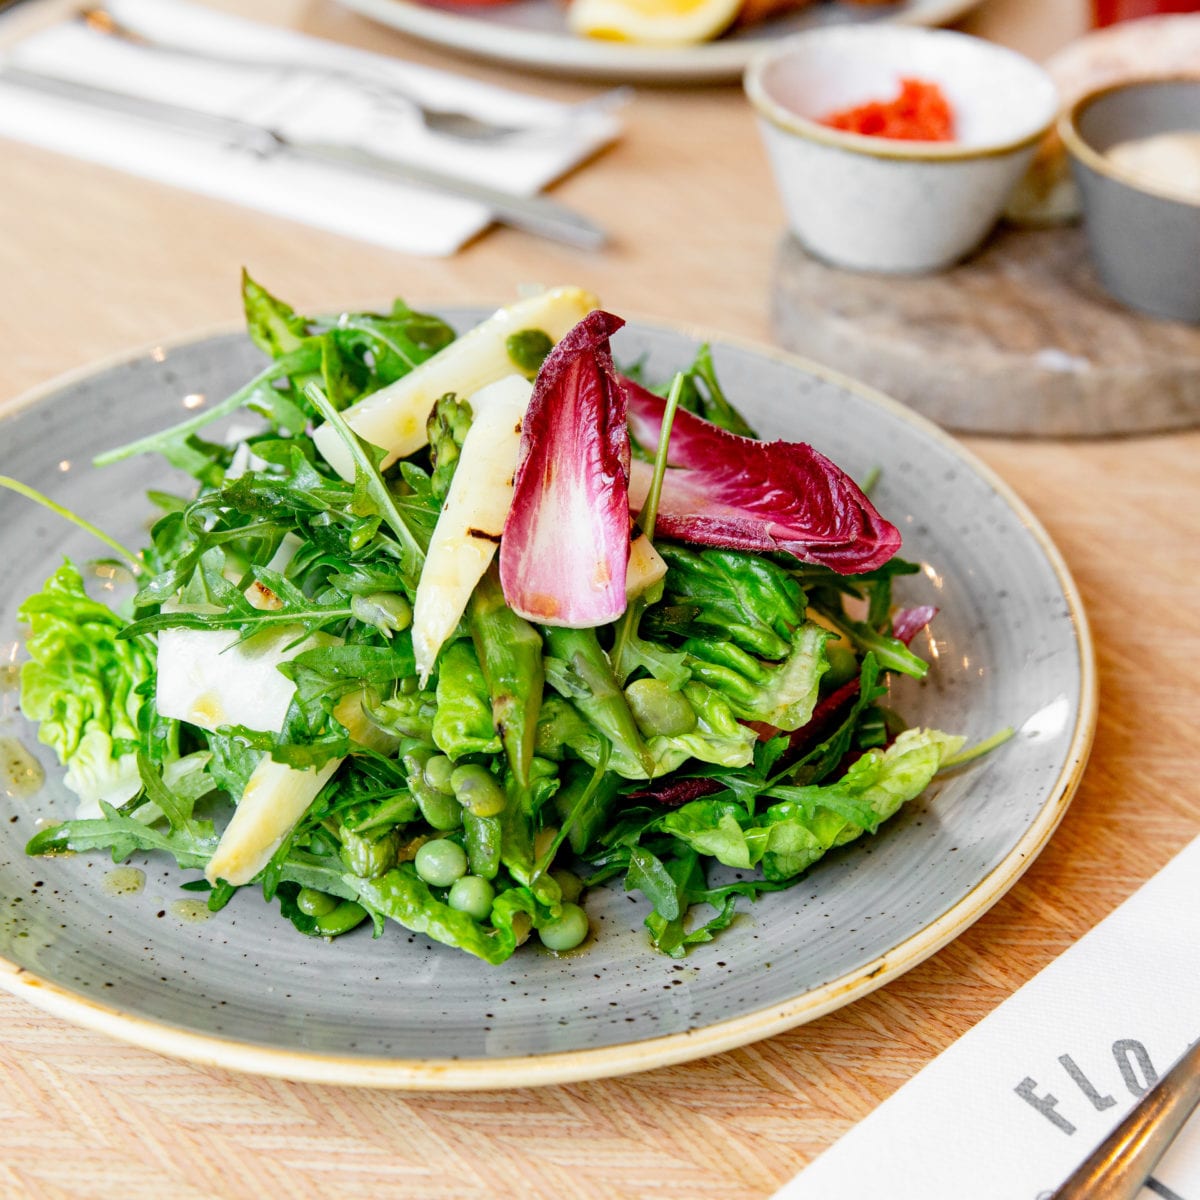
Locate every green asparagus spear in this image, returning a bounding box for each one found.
[543,625,654,777]
[427,393,474,502]
[468,569,544,789]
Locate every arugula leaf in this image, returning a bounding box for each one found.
[304,379,425,582]
[26,800,217,869]
[659,343,757,439]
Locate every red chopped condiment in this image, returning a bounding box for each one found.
[820,78,955,143]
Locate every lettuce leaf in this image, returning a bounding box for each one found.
[660,727,963,880]
[432,640,502,759]
[683,621,831,732]
[18,562,155,814]
[349,864,542,964]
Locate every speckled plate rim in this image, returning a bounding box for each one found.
[0,314,1097,1090]
[332,0,984,85]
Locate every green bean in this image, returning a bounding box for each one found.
[624,678,698,738]
[414,780,463,831]
[450,763,507,817]
[296,888,339,918]
[404,748,463,830]
[315,901,368,938]
[463,811,501,880]
[350,591,412,636]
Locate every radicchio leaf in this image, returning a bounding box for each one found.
[892,605,938,646]
[627,776,724,808]
[623,377,901,574]
[500,311,631,626]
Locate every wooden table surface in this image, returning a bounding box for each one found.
[3,1,1198,1196]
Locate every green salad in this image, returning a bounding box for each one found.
[5,276,994,963]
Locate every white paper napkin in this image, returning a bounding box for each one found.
[0,0,621,255]
[776,834,1200,1200]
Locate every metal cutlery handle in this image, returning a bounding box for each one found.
[1051,1039,1200,1200]
[0,66,608,250]
[76,6,631,144]
[1,64,284,153]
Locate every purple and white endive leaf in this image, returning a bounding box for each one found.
[500,311,631,626]
[623,377,901,574]
[892,605,938,646]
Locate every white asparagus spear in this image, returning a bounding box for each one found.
[312,286,598,479]
[411,375,533,683]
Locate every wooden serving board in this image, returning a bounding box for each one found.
[770,224,1200,437]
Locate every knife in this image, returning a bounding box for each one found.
[0,65,608,250]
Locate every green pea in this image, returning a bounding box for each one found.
[505,328,554,376]
[450,763,507,817]
[539,902,589,952]
[550,869,583,904]
[296,888,339,918]
[625,678,698,738]
[423,754,456,795]
[351,591,412,636]
[414,839,469,887]
[315,901,368,938]
[406,749,463,829]
[447,875,495,921]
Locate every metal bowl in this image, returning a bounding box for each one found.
[1060,77,1200,324]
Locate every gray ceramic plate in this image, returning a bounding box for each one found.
[333,0,984,84]
[0,316,1095,1089]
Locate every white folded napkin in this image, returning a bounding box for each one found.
[0,0,620,255]
[776,833,1200,1200]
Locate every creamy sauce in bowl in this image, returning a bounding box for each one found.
[1106,131,1200,203]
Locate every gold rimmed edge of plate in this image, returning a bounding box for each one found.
[0,314,1099,1090]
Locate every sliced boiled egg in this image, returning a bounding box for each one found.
[567,0,741,47]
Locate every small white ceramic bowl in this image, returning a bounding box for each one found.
[744,26,1060,274]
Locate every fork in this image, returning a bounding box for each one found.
[1050,1037,1200,1200]
[76,6,631,143]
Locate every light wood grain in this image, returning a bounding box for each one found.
[7,1,1200,1198]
